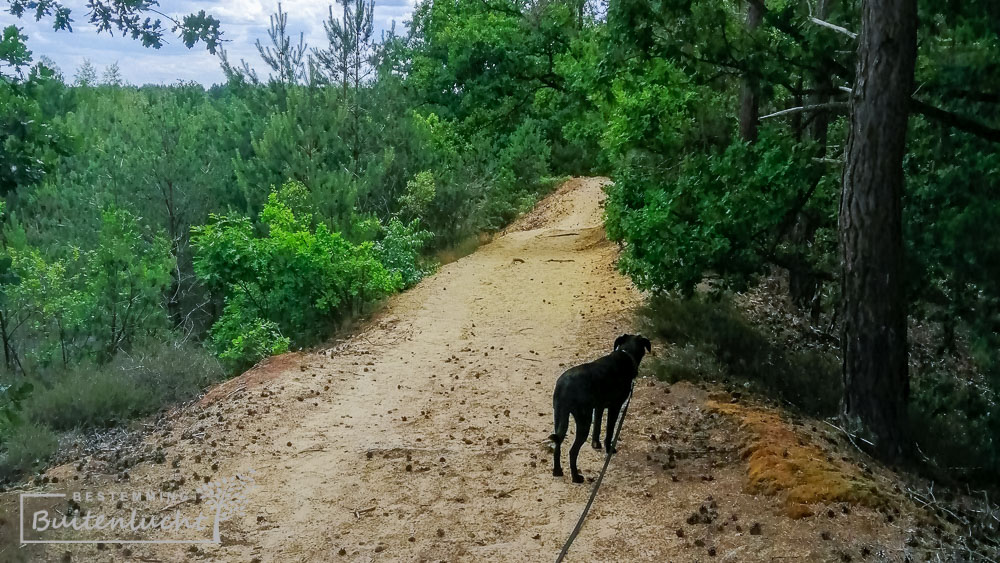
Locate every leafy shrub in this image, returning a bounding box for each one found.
[480,121,554,231]
[193,182,403,362]
[398,170,436,222]
[606,131,836,294]
[211,313,290,371]
[0,422,58,480]
[0,379,33,436]
[376,217,434,289]
[86,207,174,360]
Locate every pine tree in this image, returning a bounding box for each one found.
[101,61,123,86]
[73,59,97,86]
[255,3,307,84]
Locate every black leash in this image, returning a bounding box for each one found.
[554,380,636,563]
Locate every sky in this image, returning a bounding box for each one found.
[9,0,415,85]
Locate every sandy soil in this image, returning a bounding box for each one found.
[5,177,920,562]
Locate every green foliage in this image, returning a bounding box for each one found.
[4,0,222,53]
[0,25,31,77]
[193,183,403,366]
[398,170,436,222]
[86,207,174,360]
[0,379,32,434]
[606,130,836,293]
[376,217,434,288]
[211,314,289,371]
[0,76,65,196]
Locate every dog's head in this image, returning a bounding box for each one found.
[613,333,651,368]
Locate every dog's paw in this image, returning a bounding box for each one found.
[572,473,585,484]
[591,440,602,450]
[606,445,617,455]
[552,468,564,477]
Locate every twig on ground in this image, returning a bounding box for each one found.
[821,420,873,454]
[353,506,376,519]
[495,487,518,498]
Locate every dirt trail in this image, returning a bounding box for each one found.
[20,178,916,562]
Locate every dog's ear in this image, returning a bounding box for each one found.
[613,334,627,350]
[642,337,651,352]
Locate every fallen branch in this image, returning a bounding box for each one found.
[547,259,575,263]
[547,232,579,238]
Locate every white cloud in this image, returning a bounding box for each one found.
[11,0,416,85]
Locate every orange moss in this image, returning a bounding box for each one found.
[708,399,884,518]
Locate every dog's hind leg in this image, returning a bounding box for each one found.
[569,411,592,484]
[551,436,564,477]
[550,404,569,477]
[591,408,604,450]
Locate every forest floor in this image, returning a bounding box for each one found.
[5,178,933,562]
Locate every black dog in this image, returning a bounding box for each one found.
[549,334,651,483]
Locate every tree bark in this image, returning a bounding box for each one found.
[839,0,917,461]
[738,0,763,143]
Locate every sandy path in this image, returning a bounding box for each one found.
[15,177,915,562]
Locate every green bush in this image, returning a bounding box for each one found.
[376,217,434,289]
[0,422,58,480]
[606,130,836,294]
[211,314,290,371]
[192,182,403,361]
[398,170,436,223]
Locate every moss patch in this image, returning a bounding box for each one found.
[708,399,885,518]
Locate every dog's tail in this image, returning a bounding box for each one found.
[550,403,569,443]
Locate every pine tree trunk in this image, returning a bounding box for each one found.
[738,0,763,143]
[839,0,917,461]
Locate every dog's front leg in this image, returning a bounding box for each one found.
[569,412,592,483]
[591,408,603,450]
[604,406,620,455]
